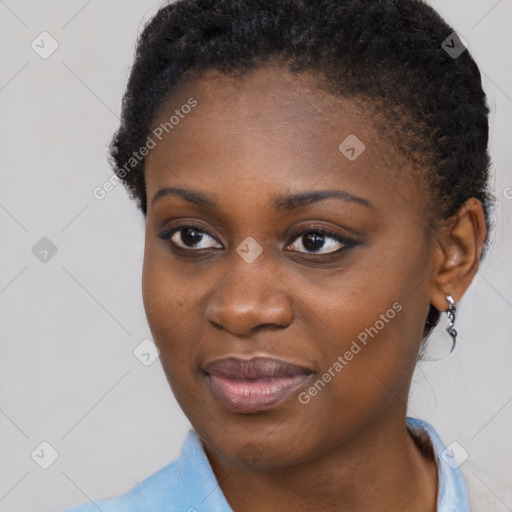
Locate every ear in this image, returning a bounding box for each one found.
[429,198,487,311]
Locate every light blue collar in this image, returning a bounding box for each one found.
[406,416,471,511]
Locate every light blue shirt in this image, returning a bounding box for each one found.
[60,417,470,511]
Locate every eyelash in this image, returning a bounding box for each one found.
[157,224,359,257]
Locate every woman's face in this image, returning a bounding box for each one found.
[142,65,437,470]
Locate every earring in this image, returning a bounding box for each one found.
[445,293,457,353]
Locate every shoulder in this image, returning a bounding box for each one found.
[58,429,215,512]
[59,459,184,512]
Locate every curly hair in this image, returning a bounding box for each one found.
[109,0,493,345]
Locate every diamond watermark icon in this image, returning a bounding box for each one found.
[31,441,59,469]
[237,442,262,468]
[338,134,365,161]
[441,31,468,59]
[441,441,469,469]
[32,237,58,263]
[31,31,59,59]
[134,338,160,366]
[236,236,263,263]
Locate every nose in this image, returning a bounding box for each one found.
[205,252,294,336]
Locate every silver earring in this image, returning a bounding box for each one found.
[445,293,457,353]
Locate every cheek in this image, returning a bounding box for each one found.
[292,240,429,410]
[141,247,206,411]
[284,298,418,460]
[142,261,180,342]
[141,240,197,360]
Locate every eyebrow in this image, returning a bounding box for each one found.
[151,187,374,210]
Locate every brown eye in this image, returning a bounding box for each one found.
[162,226,223,250]
[286,228,355,255]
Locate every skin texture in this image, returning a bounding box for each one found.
[142,65,487,512]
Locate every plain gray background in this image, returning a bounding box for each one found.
[0,1,511,511]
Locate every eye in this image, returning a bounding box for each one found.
[159,225,223,251]
[286,228,355,255]
[158,224,359,256]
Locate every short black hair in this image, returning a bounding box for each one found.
[109,0,494,344]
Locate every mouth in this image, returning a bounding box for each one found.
[202,356,314,413]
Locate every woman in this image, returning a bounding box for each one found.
[62,0,492,510]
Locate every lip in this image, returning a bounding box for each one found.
[203,356,313,413]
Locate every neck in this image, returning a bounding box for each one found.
[203,409,438,512]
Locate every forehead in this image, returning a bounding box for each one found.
[145,64,422,216]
